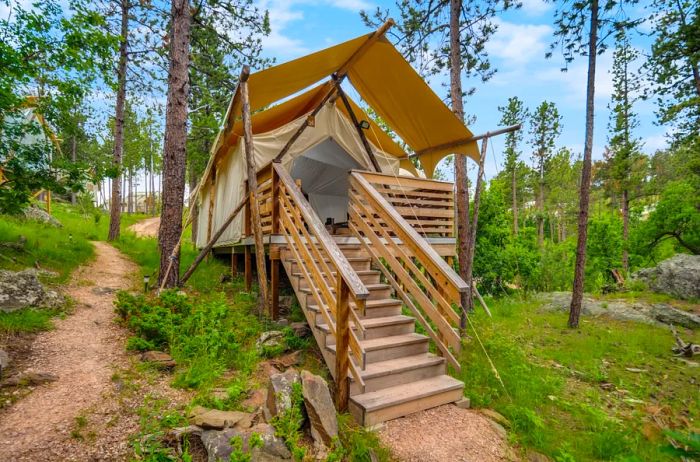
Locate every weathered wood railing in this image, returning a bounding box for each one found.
[351,170,455,238]
[348,172,467,372]
[273,162,370,408]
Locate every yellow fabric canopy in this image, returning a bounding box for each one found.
[205,28,479,182]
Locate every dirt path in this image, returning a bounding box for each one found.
[0,241,186,461]
[128,216,160,238]
[379,404,516,462]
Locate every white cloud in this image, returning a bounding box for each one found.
[643,134,668,152]
[327,0,372,10]
[519,0,552,16]
[534,51,615,105]
[487,19,552,66]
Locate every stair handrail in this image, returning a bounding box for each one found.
[273,162,369,409]
[349,171,467,372]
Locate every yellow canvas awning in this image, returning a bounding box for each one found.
[204,27,479,184]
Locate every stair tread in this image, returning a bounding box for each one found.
[307,298,402,312]
[300,283,390,293]
[291,270,378,277]
[316,314,414,332]
[351,375,463,412]
[360,353,445,379]
[284,256,370,262]
[327,333,427,353]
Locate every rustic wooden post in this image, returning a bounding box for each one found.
[231,252,238,277]
[241,66,269,312]
[269,162,281,319]
[207,168,216,242]
[244,183,252,291]
[335,279,350,411]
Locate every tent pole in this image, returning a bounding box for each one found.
[335,82,382,172]
[412,123,522,159]
[241,65,270,314]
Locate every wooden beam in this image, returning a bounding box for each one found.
[206,167,216,243]
[335,82,381,172]
[270,259,280,320]
[231,252,238,277]
[273,19,395,164]
[335,279,350,411]
[412,123,522,158]
[179,196,248,286]
[241,66,269,313]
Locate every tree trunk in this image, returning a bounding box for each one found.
[537,163,545,247]
[107,0,129,241]
[150,158,156,215]
[189,172,199,245]
[463,137,489,314]
[569,0,599,328]
[128,167,133,214]
[512,167,518,236]
[449,0,471,327]
[157,0,191,289]
[622,188,629,274]
[70,135,77,205]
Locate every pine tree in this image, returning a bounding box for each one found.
[608,33,642,274]
[498,97,529,236]
[529,101,562,247]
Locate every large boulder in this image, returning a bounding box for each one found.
[300,370,338,446]
[200,423,291,462]
[266,368,300,419]
[189,406,253,430]
[23,206,62,227]
[0,269,64,313]
[633,254,700,300]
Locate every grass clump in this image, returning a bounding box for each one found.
[115,288,262,390]
[0,308,64,334]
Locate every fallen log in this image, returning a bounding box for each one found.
[670,324,700,357]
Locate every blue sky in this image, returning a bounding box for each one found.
[254,0,667,180]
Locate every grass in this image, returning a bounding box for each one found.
[0,308,65,334]
[459,295,700,461]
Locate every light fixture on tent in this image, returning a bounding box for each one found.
[358,120,370,130]
[306,115,315,127]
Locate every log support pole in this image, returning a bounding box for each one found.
[270,258,280,320]
[335,280,350,411]
[244,246,252,291]
[231,252,238,277]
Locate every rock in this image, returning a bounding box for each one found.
[23,206,62,227]
[241,388,267,411]
[199,423,291,462]
[270,351,301,370]
[488,420,507,439]
[453,397,471,409]
[290,321,311,338]
[140,351,176,369]
[480,409,511,428]
[257,331,285,352]
[313,441,330,461]
[300,370,338,446]
[276,318,290,327]
[266,368,300,419]
[0,269,65,312]
[538,292,700,329]
[0,349,9,378]
[189,406,252,430]
[634,254,700,300]
[1,371,58,388]
[91,286,117,295]
[526,450,552,462]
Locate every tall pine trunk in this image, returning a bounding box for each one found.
[512,168,518,235]
[71,135,77,205]
[158,0,191,288]
[569,0,599,328]
[108,0,129,241]
[537,162,545,247]
[128,167,133,214]
[449,0,472,326]
[622,189,629,274]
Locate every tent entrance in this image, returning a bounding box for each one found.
[289,138,363,232]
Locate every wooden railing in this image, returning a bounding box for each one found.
[273,162,370,406]
[349,172,467,372]
[351,170,455,238]
[255,162,274,235]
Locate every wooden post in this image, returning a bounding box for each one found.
[207,167,216,242]
[231,252,238,277]
[269,163,281,319]
[241,66,269,313]
[244,246,252,291]
[335,280,350,411]
[46,190,51,215]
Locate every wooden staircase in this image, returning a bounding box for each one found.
[281,243,464,425]
[262,162,468,426]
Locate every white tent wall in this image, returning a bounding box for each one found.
[196,103,401,248]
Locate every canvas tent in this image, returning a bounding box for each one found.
[195,24,480,249]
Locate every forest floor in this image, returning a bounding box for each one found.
[127,216,160,238]
[0,241,189,461]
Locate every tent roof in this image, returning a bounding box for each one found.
[203,25,479,184]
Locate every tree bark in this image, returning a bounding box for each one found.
[128,167,133,214]
[512,167,518,236]
[71,135,77,205]
[537,160,545,247]
[157,0,191,288]
[622,188,629,274]
[107,0,129,241]
[449,0,471,328]
[569,0,599,328]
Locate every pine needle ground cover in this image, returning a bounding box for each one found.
[460,297,699,461]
